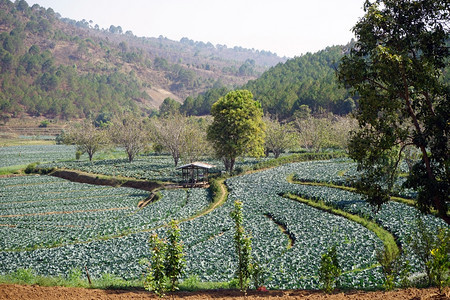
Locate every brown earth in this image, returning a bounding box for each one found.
[0,284,448,300]
[50,170,162,192]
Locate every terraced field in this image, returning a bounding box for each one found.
[0,145,75,169]
[0,150,448,290]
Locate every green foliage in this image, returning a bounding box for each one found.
[251,152,346,171]
[145,233,167,297]
[375,245,399,291]
[250,261,265,290]
[12,268,35,283]
[244,45,353,118]
[207,90,265,174]
[338,0,449,223]
[230,200,252,293]
[24,162,38,174]
[180,86,230,116]
[39,120,49,128]
[318,246,341,293]
[407,216,436,286]
[75,150,83,160]
[159,98,181,117]
[428,228,450,293]
[145,221,185,297]
[165,220,186,292]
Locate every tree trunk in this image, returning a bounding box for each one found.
[274,150,281,159]
[402,69,449,224]
[229,158,235,175]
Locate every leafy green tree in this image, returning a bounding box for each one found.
[144,221,185,297]
[159,97,181,117]
[207,90,265,174]
[337,0,449,223]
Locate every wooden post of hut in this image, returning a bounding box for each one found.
[176,162,215,187]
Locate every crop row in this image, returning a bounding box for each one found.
[292,159,417,199]
[0,145,75,168]
[0,175,211,251]
[285,183,447,273]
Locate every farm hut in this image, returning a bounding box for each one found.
[177,162,215,187]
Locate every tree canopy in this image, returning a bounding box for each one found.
[338,0,449,223]
[207,90,265,173]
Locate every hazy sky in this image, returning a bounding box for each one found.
[27,0,366,58]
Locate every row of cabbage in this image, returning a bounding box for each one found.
[0,145,75,168]
[292,159,417,198]
[0,175,211,251]
[285,183,448,273]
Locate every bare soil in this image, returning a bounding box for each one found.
[50,170,162,191]
[0,284,448,300]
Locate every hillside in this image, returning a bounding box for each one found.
[0,0,286,121]
[244,44,355,118]
[178,44,355,118]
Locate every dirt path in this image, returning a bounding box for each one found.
[0,284,448,300]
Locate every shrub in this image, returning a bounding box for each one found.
[230,200,252,294]
[75,150,83,160]
[318,246,341,293]
[428,228,450,293]
[144,220,185,297]
[145,234,167,297]
[376,245,399,291]
[165,220,185,292]
[39,120,49,128]
[24,162,39,174]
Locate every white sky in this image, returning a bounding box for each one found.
[27,0,366,58]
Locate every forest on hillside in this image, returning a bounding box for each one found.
[0,0,285,121]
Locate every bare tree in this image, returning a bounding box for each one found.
[181,117,211,163]
[149,113,187,167]
[64,120,107,161]
[264,116,298,158]
[110,113,149,162]
[294,115,358,152]
[294,116,331,152]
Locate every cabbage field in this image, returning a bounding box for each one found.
[0,145,448,290]
[0,145,75,168]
